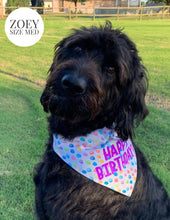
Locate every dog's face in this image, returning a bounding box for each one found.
[41,22,148,140]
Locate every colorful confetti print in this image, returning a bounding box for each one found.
[53,127,137,197]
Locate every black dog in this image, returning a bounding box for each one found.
[34,21,170,220]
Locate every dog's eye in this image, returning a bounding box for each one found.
[74,46,82,54]
[106,67,115,75]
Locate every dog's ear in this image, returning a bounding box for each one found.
[114,34,149,140]
[115,71,149,140]
[49,38,67,73]
[40,38,67,112]
[40,88,50,112]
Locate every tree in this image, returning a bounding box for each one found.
[6,0,29,13]
[6,0,29,7]
[147,0,170,5]
[66,0,86,12]
[31,0,44,7]
[31,0,36,6]
[37,0,44,14]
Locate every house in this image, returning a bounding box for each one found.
[52,0,116,11]
[0,0,4,18]
[44,0,53,8]
[50,0,140,13]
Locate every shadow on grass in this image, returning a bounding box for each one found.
[0,69,43,87]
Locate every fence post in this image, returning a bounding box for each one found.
[140,6,143,20]
[69,6,71,20]
[43,5,45,21]
[76,7,77,18]
[117,7,119,20]
[93,4,95,21]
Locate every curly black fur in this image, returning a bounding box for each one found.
[34,21,170,220]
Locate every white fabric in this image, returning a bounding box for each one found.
[53,127,137,197]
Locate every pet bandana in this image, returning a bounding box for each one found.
[53,127,137,197]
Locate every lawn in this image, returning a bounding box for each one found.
[0,17,170,219]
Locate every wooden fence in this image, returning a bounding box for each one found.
[0,6,170,20]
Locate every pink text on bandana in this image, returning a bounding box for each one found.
[95,142,135,180]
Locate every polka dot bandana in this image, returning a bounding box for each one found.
[53,127,137,197]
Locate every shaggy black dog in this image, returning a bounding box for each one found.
[34,22,170,220]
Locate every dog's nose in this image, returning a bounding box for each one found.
[61,74,86,95]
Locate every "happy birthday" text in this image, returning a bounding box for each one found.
[95,141,135,180]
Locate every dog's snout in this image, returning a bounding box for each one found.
[61,74,86,95]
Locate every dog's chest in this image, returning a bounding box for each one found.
[47,156,129,219]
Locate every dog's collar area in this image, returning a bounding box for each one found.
[53,127,137,197]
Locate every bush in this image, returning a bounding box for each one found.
[37,0,44,14]
[6,0,29,14]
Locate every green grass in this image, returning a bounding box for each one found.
[0,74,47,220]
[135,106,170,192]
[0,17,170,219]
[0,18,170,97]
